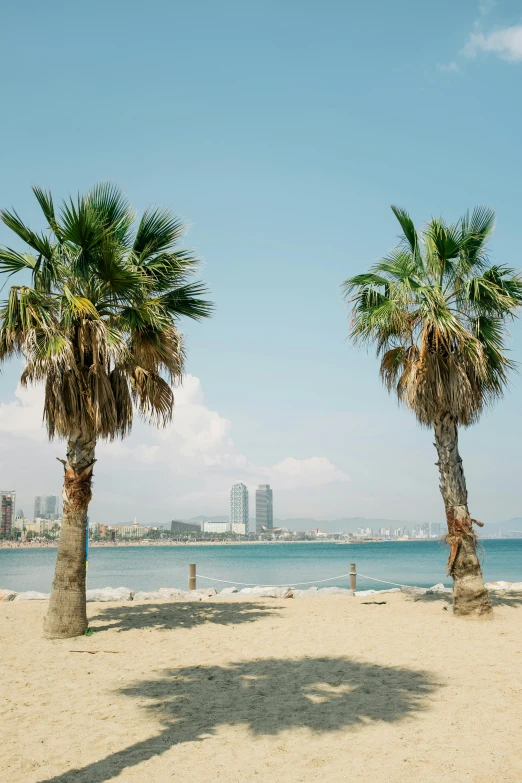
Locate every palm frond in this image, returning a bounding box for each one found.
[130,367,174,427]
[344,205,521,427]
[0,184,212,442]
[0,248,37,277]
[87,183,134,244]
[0,208,54,259]
[160,282,214,320]
[133,207,185,258]
[391,205,421,263]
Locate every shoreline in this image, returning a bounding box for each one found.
[0,536,510,550]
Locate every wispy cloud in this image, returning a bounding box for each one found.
[436,61,460,73]
[439,2,522,69]
[463,24,522,62]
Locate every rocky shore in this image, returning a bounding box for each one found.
[2,580,522,603]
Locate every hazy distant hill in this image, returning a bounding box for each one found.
[188,514,522,535]
[481,517,522,536]
[272,517,420,533]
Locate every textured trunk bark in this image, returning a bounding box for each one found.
[43,431,96,639]
[433,414,492,618]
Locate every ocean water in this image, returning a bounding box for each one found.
[1,539,521,593]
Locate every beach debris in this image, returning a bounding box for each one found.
[69,650,122,654]
[361,601,387,605]
[13,591,50,600]
[86,587,134,602]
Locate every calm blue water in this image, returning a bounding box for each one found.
[1,540,521,593]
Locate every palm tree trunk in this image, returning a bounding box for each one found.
[433,413,492,618]
[43,431,96,639]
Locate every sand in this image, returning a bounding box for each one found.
[1,592,521,783]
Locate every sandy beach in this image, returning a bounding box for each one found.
[1,592,521,783]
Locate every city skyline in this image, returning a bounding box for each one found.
[1,4,522,526]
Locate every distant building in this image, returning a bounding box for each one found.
[202,521,230,534]
[13,512,26,531]
[35,518,61,536]
[34,495,59,520]
[429,522,441,538]
[170,520,201,534]
[230,483,249,531]
[256,484,273,533]
[0,490,16,536]
[117,524,149,538]
[231,522,246,535]
[115,518,149,538]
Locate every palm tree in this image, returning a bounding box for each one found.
[343,206,522,617]
[0,184,212,637]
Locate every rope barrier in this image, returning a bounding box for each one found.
[197,572,355,588]
[356,573,409,589]
[197,571,410,589]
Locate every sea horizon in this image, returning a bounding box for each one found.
[2,539,521,594]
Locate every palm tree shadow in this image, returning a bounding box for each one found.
[410,592,522,608]
[89,601,277,632]
[38,656,440,783]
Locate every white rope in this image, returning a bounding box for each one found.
[197,571,411,589]
[197,572,355,588]
[356,573,409,588]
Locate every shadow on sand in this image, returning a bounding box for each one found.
[89,600,278,633]
[38,655,439,783]
[411,591,522,608]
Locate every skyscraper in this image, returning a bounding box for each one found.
[255,484,273,533]
[0,490,16,537]
[230,483,249,533]
[34,495,59,520]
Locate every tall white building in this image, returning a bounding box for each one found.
[230,483,249,532]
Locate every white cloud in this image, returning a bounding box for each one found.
[0,384,46,439]
[463,25,522,62]
[272,457,349,488]
[0,375,349,516]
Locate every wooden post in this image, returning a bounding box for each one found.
[350,563,357,593]
[189,563,196,591]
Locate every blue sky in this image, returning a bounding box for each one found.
[0,0,521,524]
